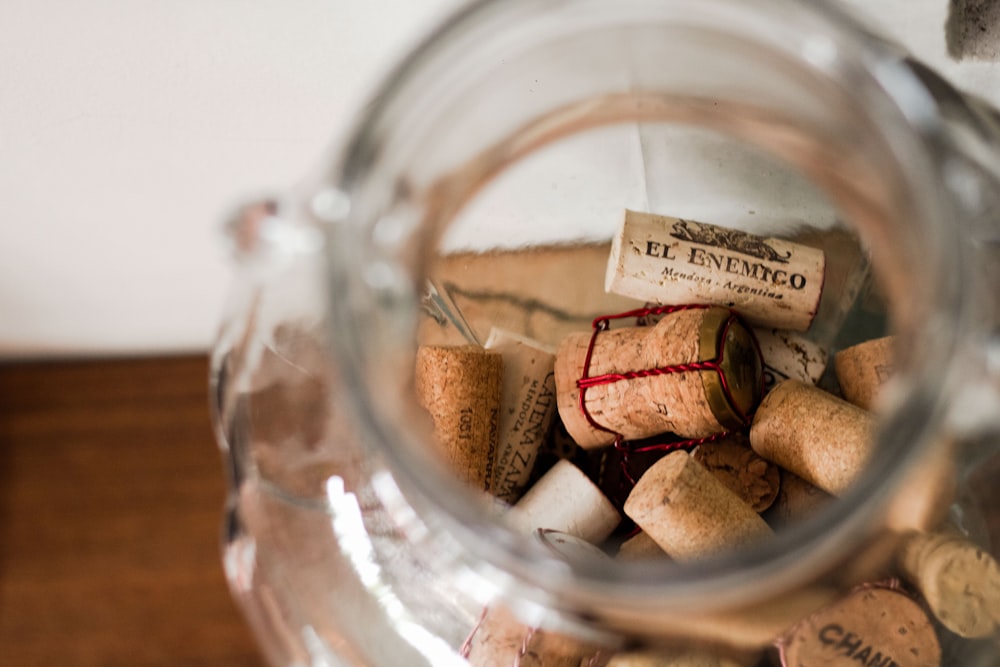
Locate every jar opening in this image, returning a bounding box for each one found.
[323,0,963,642]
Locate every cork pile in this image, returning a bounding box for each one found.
[413,210,996,666]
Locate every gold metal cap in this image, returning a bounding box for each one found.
[699,307,763,430]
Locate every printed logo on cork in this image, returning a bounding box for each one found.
[816,624,901,667]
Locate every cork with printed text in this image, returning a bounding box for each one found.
[484,329,556,503]
[606,210,825,331]
[415,345,502,493]
[780,586,940,667]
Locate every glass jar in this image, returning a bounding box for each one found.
[211,1,1000,665]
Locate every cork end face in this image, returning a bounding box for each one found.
[779,586,941,667]
[622,450,690,518]
[699,309,763,430]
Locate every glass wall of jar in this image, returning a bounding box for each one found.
[212,1,1000,665]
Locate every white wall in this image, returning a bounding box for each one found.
[0,0,995,358]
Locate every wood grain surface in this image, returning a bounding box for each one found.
[0,355,265,666]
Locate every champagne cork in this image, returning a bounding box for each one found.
[623,451,772,561]
[415,345,503,492]
[616,530,669,561]
[763,469,833,529]
[749,380,875,496]
[834,335,895,410]
[753,327,828,394]
[464,605,606,667]
[692,434,780,513]
[779,585,941,667]
[507,459,621,543]
[636,309,828,393]
[896,531,1000,638]
[606,651,746,667]
[605,210,825,331]
[484,328,557,502]
[555,306,762,449]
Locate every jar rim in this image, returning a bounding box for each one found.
[323,0,967,627]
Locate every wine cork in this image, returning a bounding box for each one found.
[896,531,1000,638]
[763,469,833,529]
[555,306,762,449]
[507,459,621,543]
[749,380,875,496]
[834,335,895,410]
[586,439,682,518]
[623,451,773,561]
[605,210,825,331]
[464,605,605,667]
[606,651,746,667]
[753,327,828,394]
[484,328,557,502]
[779,585,941,667]
[883,437,956,532]
[415,345,503,492]
[692,434,780,513]
[616,531,668,561]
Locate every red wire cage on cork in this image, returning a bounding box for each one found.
[575,303,765,486]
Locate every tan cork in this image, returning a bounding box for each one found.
[507,459,621,544]
[834,335,895,410]
[749,380,874,496]
[623,451,772,561]
[555,306,761,449]
[779,585,941,667]
[616,531,669,561]
[605,210,826,331]
[465,605,605,667]
[484,328,557,503]
[763,469,833,529]
[692,433,780,513]
[896,531,1000,638]
[414,345,503,493]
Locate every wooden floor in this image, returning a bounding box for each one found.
[0,355,266,666]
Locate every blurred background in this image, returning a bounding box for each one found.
[1,0,998,359]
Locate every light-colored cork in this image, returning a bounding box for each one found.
[883,437,956,533]
[465,605,605,667]
[616,531,669,561]
[605,210,825,331]
[414,345,503,493]
[834,335,895,410]
[763,469,833,529]
[754,327,828,394]
[623,451,772,561]
[606,651,746,667]
[507,459,621,543]
[749,380,874,496]
[779,585,941,667]
[484,328,557,503]
[896,531,1000,638]
[555,306,761,449]
[692,434,780,513]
